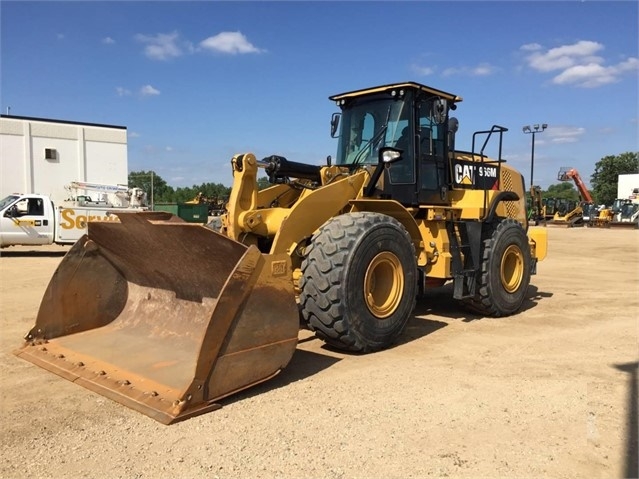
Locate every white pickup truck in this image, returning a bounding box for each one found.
[0,193,139,248]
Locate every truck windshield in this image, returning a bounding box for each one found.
[0,195,19,210]
[335,96,411,166]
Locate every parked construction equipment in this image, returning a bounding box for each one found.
[610,198,639,228]
[15,82,547,424]
[527,185,545,225]
[543,197,558,221]
[589,206,614,228]
[581,202,599,226]
[549,167,593,227]
[185,192,227,215]
[608,180,639,228]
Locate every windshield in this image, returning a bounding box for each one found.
[582,203,594,216]
[335,96,411,166]
[621,203,637,217]
[0,195,20,210]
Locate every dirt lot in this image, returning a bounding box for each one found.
[1,226,637,479]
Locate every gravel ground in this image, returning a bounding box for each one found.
[1,226,637,479]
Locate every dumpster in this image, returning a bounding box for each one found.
[177,203,209,223]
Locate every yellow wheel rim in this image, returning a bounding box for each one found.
[364,252,404,318]
[500,245,524,293]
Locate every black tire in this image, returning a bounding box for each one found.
[299,212,417,353]
[462,219,531,317]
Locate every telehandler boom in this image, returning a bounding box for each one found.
[15,82,547,424]
[550,167,593,227]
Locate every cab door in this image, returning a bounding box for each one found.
[1,196,54,246]
[417,117,448,205]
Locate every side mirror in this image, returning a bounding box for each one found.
[364,147,403,198]
[378,147,403,165]
[433,99,448,124]
[330,113,341,138]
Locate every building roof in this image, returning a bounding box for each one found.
[0,114,126,130]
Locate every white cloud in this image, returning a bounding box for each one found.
[526,40,604,72]
[546,126,585,144]
[117,85,161,98]
[136,31,191,60]
[471,63,496,76]
[134,30,265,60]
[520,43,542,52]
[102,37,115,45]
[199,31,264,55]
[128,131,140,138]
[411,64,436,76]
[552,63,616,88]
[165,146,173,152]
[442,63,497,77]
[522,40,638,88]
[616,57,639,73]
[140,85,160,96]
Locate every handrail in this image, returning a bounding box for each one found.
[470,125,509,219]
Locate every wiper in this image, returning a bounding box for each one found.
[350,106,392,169]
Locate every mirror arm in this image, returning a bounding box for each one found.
[364,163,385,197]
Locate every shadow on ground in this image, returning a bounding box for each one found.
[614,361,638,479]
[0,250,68,258]
[170,278,557,409]
[413,283,553,323]
[221,348,342,406]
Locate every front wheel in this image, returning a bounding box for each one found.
[299,212,417,353]
[462,219,531,316]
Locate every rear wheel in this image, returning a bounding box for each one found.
[462,219,531,316]
[300,212,417,352]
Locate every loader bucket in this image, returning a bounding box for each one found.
[14,212,299,424]
[610,221,639,229]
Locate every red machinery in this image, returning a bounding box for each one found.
[552,167,594,227]
[557,167,594,203]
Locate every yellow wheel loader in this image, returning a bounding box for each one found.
[15,82,547,424]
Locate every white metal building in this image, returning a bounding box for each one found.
[617,173,639,200]
[0,115,128,203]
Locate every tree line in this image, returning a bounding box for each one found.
[129,152,638,207]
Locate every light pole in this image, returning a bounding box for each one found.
[522,123,547,189]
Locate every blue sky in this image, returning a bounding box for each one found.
[2,1,638,189]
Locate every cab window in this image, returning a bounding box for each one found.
[12,198,44,216]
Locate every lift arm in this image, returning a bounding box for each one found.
[557,167,594,203]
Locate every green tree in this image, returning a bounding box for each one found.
[257,176,271,190]
[196,182,231,201]
[542,182,579,201]
[590,152,639,205]
[128,170,175,203]
[173,186,198,203]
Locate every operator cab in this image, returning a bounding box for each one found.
[330,82,462,206]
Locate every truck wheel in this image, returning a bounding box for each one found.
[300,212,417,353]
[462,219,531,317]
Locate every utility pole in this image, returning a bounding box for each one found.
[522,123,548,188]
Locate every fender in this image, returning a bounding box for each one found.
[484,191,520,223]
[349,198,426,262]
